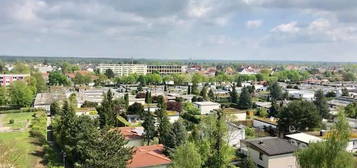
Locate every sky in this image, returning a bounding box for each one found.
[1,0,357,62]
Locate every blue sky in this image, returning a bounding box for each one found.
[1,0,357,62]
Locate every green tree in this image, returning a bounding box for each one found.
[208,89,215,101]
[268,82,283,101]
[192,82,199,95]
[296,111,356,168]
[31,72,47,93]
[0,86,7,106]
[314,90,330,119]
[142,112,157,145]
[172,120,188,147]
[9,81,34,107]
[49,71,70,86]
[104,69,115,79]
[172,142,202,168]
[127,102,144,117]
[145,91,152,104]
[50,101,61,116]
[69,93,77,109]
[345,102,357,118]
[12,62,30,74]
[156,108,172,145]
[342,88,349,97]
[83,130,133,168]
[96,90,119,128]
[230,84,238,104]
[200,85,209,100]
[278,100,321,133]
[342,72,356,81]
[238,87,252,110]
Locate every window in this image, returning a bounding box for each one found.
[259,152,263,160]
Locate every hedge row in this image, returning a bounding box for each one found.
[0,108,44,114]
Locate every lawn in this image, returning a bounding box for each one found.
[0,131,39,168]
[2,112,35,129]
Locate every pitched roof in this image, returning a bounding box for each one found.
[243,137,297,156]
[114,127,144,140]
[128,144,171,168]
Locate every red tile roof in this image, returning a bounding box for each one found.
[128,144,171,168]
[115,127,144,140]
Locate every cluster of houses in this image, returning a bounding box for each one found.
[3,62,357,167]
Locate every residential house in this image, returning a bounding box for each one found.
[241,137,298,168]
[115,127,144,147]
[227,122,245,148]
[193,101,221,115]
[285,133,323,149]
[128,144,171,168]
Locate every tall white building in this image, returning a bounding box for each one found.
[98,64,147,76]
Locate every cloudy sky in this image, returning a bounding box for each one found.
[1,0,357,62]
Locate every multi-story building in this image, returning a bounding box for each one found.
[0,74,30,86]
[147,65,186,74]
[98,64,147,76]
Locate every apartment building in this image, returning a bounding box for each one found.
[147,65,186,74]
[0,74,30,86]
[98,64,147,76]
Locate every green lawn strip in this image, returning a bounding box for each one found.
[2,112,35,129]
[0,131,39,168]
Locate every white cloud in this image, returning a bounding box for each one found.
[271,21,300,33]
[246,20,263,29]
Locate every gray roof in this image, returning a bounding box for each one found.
[243,137,297,156]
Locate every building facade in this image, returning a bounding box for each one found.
[147,65,186,74]
[98,64,147,76]
[0,74,30,86]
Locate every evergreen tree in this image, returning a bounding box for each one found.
[268,82,283,101]
[278,100,321,133]
[124,93,129,107]
[230,84,238,104]
[83,130,133,168]
[96,90,119,128]
[208,89,215,101]
[172,120,188,147]
[342,88,349,97]
[192,82,199,95]
[142,112,156,145]
[104,69,115,79]
[155,109,172,145]
[145,91,152,104]
[314,90,330,119]
[268,101,280,117]
[238,87,252,109]
[50,101,61,116]
[187,85,191,94]
[200,86,208,100]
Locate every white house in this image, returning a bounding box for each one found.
[227,122,245,148]
[193,101,221,115]
[285,133,323,149]
[286,89,315,100]
[241,137,298,168]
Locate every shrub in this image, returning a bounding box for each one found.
[9,119,14,124]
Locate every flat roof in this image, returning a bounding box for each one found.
[194,101,220,106]
[286,133,323,144]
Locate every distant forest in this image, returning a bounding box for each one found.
[0,55,355,66]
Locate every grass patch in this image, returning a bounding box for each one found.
[2,112,35,129]
[0,131,39,168]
